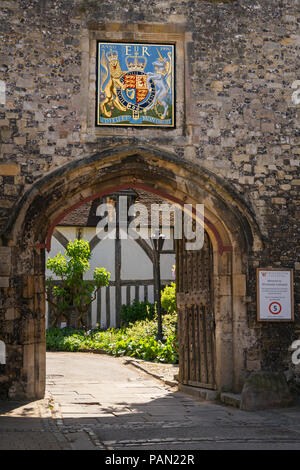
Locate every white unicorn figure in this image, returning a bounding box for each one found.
[146,50,172,120]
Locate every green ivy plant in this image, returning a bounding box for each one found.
[46,239,110,328]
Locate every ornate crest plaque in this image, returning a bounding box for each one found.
[96,42,175,127]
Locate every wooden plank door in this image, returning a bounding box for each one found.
[176,231,216,389]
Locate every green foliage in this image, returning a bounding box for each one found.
[161,282,177,315]
[46,327,125,352]
[46,239,110,328]
[125,313,177,339]
[120,300,155,326]
[110,334,178,363]
[46,276,179,363]
[94,267,110,287]
[46,313,179,364]
[120,284,177,327]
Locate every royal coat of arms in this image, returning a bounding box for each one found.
[96,42,175,127]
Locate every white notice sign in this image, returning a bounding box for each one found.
[257,269,294,321]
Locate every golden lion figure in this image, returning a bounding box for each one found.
[100,54,127,118]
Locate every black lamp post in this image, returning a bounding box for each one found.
[151,229,165,342]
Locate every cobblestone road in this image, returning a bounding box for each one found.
[1,352,300,450]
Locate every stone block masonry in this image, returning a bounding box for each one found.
[0,0,299,400]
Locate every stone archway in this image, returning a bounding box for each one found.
[1,145,263,399]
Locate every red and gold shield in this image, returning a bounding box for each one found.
[123,73,148,104]
[136,75,148,103]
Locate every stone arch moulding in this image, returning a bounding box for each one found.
[5,144,262,252]
[40,183,233,255]
[2,145,263,399]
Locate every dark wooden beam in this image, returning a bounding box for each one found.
[53,228,69,249]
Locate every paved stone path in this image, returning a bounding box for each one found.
[1,351,300,450]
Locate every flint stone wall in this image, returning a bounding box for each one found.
[0,0,299,397]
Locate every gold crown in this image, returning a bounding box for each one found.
[107,48,118,62]
[126,52,147,72]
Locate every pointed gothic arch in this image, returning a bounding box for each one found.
[1,145,263,399]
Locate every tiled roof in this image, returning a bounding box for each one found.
[58,189,175,227]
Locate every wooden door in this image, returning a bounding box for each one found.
[176,231,216,389]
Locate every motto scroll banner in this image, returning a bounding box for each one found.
[96,42,175,127]
[257,268,294,322]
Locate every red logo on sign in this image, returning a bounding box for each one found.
[269,302,282,315]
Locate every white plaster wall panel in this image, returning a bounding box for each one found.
[45,237,65,280]
[162,237,174,250]
[59,226,77,242]
[121,238,153,279]
[148,285,154,304]
[82,227,97,242]
[91,296,97,327]
[100,286,107,329]
[121,286,127,306]
[87,238,115,280]
[160,253,176,279]
[130,285,135,303]
[139,287,145,302]
[133,227,151,244]
[55,226,96,243]
[46,227,174,328]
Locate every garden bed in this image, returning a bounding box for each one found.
[46,314,178,364]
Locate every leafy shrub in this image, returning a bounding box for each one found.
[109,334,178,363]
[125,313,177,339]
[120,300,155,326]
[161,282,176,315]
[46,316,179,364]
[46,239,110,328]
